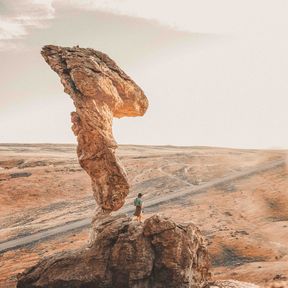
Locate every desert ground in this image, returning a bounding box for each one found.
[0,144,287,287]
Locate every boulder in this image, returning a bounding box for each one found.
[17,215,211,288]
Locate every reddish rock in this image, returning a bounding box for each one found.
[41,45,148,213]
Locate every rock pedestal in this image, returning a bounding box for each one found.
[17,215,211,288]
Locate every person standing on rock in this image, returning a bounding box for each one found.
[133,193,143,222]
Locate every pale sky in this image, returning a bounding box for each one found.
[1,0,288,148]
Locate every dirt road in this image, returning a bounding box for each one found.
[0,159,285,253]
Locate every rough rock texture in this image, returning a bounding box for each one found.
[15,46,272,288]
[41,45,148,213]
[17,215,211,288]
[17,46,212,288]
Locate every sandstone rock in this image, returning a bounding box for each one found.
[41,45,148,213]
[17,46,211,288]
[17,215,211,288]
[14,46,286,288]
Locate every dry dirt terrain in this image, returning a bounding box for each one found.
[0,144,287,287]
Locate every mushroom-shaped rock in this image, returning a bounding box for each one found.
[41,45,148,212]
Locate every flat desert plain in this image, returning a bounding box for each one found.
[0,144,288,287]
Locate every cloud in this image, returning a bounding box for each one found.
[0,18,27,40]
[66,0,288,34]
[1,0,287,50]
[0,0,55,48]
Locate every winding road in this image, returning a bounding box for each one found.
[0,159,285,253]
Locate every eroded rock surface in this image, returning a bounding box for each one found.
[41,45,148,213]
[17,46,212,288]
[17,215,211,288]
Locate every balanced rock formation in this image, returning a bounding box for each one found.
[17,46,212,288]
[17,215,211,288]
[41,45,148,213]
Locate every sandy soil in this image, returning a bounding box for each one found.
[0,144,287,287]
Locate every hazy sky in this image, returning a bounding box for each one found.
[1,0,288,148]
